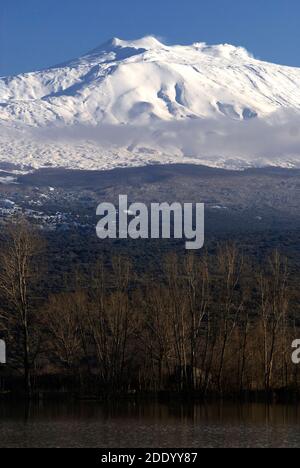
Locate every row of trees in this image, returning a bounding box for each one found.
[0,221,299,399]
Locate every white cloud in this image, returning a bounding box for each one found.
[31,108,300,165]
[1,109,300,171]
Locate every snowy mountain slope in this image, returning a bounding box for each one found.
[1,36,300,171]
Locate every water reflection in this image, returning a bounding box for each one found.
[0,400,300,448]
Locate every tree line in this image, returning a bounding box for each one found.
[0,221,299,399]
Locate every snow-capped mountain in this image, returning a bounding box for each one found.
[1,36,300,171]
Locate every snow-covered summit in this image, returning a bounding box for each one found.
[2,35,300,127]
[0,37,300,171]
[100,36,165,50]
[0,36,300,126]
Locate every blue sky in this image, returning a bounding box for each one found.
[1,0,300,76]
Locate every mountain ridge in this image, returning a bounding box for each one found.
[2,36,300,127]
[0,37,300,172]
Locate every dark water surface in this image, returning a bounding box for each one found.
[1,400,300,448]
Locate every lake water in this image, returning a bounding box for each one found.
[1,400,300,448]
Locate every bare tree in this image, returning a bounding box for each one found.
[0,220,44,397]
[259,251,289,393]
[44,292,85,372]
[215,243,244,393]
[86,256,135,393]
[182,252,210,390]
[142,284,173,391]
